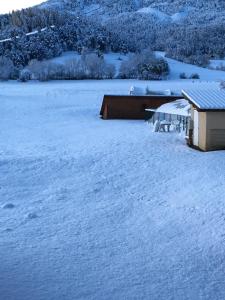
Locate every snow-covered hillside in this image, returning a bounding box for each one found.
[156,52,225,81]
[137,7,171,22]
[0,26,55,44]
[39,0,225,24]
[209,59,225,70]
[1,0,225,72]
[48,51,225,81]
[137,6,189,24]
[1,79,225,300]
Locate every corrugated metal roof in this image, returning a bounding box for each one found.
[182,89,225,110]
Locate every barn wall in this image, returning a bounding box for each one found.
[189,107,225,151]
[107,100,145,119]
[205,112,225,150]
[100,95,183,120]
[198,112,207,151]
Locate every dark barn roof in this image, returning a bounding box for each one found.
[100,95,183,119]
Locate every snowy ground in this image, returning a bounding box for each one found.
[1,80,225,300]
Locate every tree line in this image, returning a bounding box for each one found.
[0,5,225,79]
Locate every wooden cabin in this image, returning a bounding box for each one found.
[182,89,225,151]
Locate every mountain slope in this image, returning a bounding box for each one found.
[39,0,225,24]
[1,0,225,71]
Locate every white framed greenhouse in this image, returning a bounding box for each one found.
[146,99,191,133]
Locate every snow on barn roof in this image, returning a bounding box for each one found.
[129,86,146,96]
[154,99,190,117]
[182,89,225,110]
[129,86,173,96]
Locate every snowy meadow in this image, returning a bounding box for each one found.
[1,80,225,300]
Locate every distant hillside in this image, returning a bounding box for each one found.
[0,0,225,71]
[40,0,225,24]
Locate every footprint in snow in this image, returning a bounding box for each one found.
[3,228,13,233]
[27,212,38,220]
[2,203,15,209]
[19,212,39,226]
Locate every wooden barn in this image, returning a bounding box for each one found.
[183,89,225,151]
[100,95,183,120]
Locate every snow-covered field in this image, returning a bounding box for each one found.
[156,52,225,81]
[1,80,225,300]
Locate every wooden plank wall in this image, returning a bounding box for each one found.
[100,95,183,120]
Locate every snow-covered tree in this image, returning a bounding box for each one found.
[119,49,169,80]
[19,69,32,82]
[0,56,15,80]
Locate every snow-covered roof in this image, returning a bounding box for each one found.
[129,86,145,96]
[182,89,225,110]
[154,99,190,116]
[130,86,175,96]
